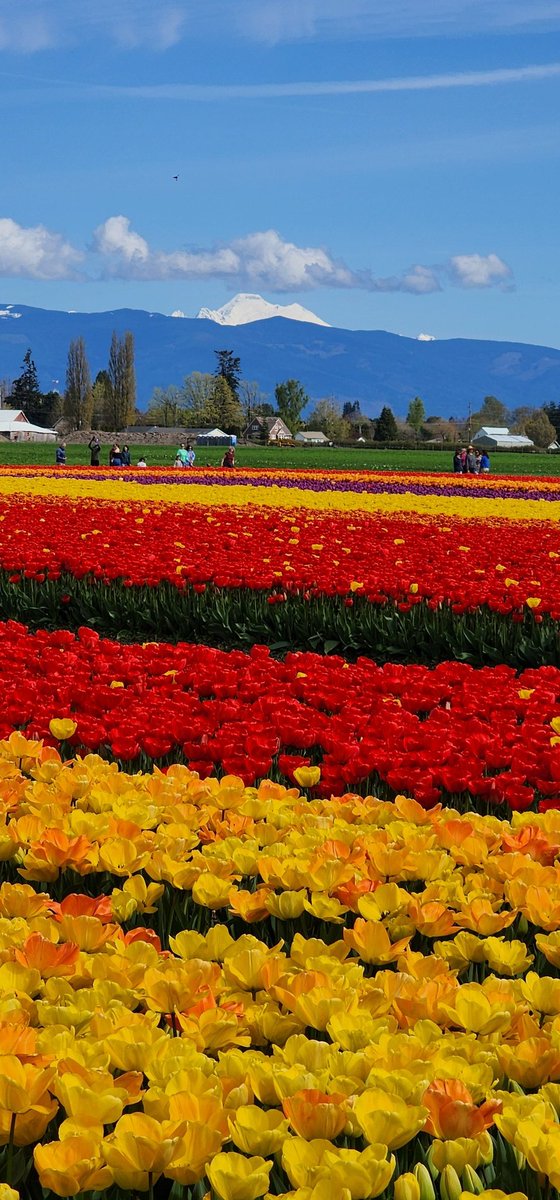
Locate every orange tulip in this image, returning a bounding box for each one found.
[422,1079,502,1139]
[14,933,79,978]
[282,1089,347,1139]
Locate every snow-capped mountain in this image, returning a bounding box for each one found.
[196,293,330,327]
[417,333,436,342]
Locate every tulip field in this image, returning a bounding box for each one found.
[1,466,560,1200]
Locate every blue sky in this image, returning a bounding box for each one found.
[1,0,560,345]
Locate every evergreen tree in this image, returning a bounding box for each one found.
[406,396,426,434]
[63,337,93,430]
[11,350,41,417]
[214,350,242,399]
[374,406,398,442]
[105,331,136,430]
[275,379,309,434]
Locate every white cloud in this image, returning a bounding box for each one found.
[0,12,54,53]
[217,0,560,42]
[92,216,513,295]
[87,61,560,104]
[449,253,513,289]
[93,218,362,291]
[0,2,186,53]
[0,218,83,280]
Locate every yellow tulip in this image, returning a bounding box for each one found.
[428,1132,493,1174]
[206,1152,271,1200]
[163,1123,223,1185]
[460,1194,528,1200]
[343,918,411,964]
[521,971,560,1015]
[440,986,512,1035]
[34,1136,112,1197]
[265,890,307,919]
[48,719,77,742]
[102,1113,184,1191]
[0,1187,19,1200]
[354,1088,428,1150]
[228,1105,290,1155]
[293,766,321,788]
[192,873,236,909]
[0,1056,55,1116]
[394,1174,421,1200]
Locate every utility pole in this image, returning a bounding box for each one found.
[467,400,472,442]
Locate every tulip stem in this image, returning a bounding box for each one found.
[6,1111,16,1185]
[148,1171,154,1200]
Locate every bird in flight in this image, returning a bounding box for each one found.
[173,175,179,181]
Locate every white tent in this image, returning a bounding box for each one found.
[472,426,534,449]
[0,410,56,442]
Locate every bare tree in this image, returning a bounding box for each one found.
[105,331,136,430]
[63,337,93,430]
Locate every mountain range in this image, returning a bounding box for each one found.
[1,298,560,416]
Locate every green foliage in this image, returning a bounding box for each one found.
[0,572,556,670]
[523,408,557,447]
[214,350,242,399]
[374,405,398,441]
[212,376,244,433]
[471,395,509,428]
[544,403,560,439]
[306,397,350,440]
[10,349,60,428]
[275,379,309,433]
[406,396,426,433]
[181,372,219,427]
[145,386,184,427]
[63,337,93,431]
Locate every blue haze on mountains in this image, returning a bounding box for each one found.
[1,305,559,417]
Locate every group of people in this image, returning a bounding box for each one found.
[174,443,196,468]
[55,436,236,469]
[453,446,490,474]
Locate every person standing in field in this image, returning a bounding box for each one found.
[453,449,462,472]
[222,446,235,468]
[88,433,101,467]
[121,445,131,466]
[480,451,490,473]
[56,442,66,466]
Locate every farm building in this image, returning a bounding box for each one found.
[295,430,330,445]
[472,427,534,450]
[0,410,56,441]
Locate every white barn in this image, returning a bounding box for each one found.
[472,426,534,450]
[0,410,57,442]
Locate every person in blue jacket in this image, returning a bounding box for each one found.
[55,442,66,466]
[480,451,491,473]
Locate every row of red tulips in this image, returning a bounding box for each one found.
[2,620,560,811]
[2,494,560,615]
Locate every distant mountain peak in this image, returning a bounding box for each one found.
[416,332,436,341]
[196,293,330,327]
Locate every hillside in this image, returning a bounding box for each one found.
[1,302,559,415]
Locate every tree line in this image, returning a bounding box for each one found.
[5,333,137,432]
[5,339,560,446]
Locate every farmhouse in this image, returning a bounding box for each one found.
[294,430,330,445]
[472,426,534,450]
[0,410,56,442]
[244,415,292,442]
